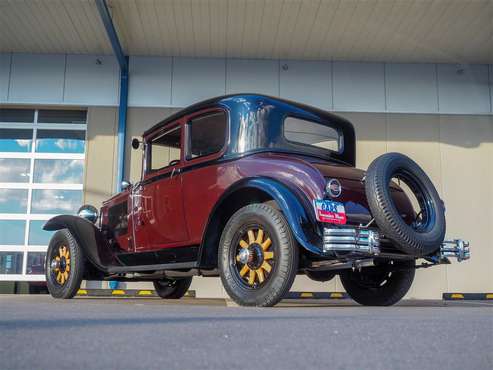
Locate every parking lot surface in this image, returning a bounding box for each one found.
[0,295,491,370]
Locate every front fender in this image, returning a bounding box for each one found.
[44,215,120,272]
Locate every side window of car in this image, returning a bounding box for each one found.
[148,126,182,172]
[188,111,227,160]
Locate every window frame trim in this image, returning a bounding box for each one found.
[282,114,344,155]
[184,107,229,165]
[144,123,183,176]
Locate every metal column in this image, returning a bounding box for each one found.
[96,0,129,192]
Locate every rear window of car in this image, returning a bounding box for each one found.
[283,116,341,153]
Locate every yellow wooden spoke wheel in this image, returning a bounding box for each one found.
[235,227,274,287]
[50,245,71,286]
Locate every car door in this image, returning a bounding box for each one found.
[132,122,189,252]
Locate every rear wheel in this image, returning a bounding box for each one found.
[153,277,192,299]
[219,203,298,307]
[340,260,415,306]
[45,229,84,299]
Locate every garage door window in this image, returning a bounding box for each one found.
[0,108,86,280]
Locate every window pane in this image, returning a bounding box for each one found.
[33,159,84,184]
[31,189,82,214]
[36,130,85,153]
[28,220,54,245]
[0,252,23,274]
[38,110,87,124]
[27,252,46,275]
[0,158,31,182]
[0,189,28,213]
[0,220,25,245]
[0,129,33,152]
[150,127,181,171]
[189,111,227,159]
[284,117,341,152]
[0,108,35,123]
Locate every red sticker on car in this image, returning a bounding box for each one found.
[313,200,347,224]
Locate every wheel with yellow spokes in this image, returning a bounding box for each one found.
[46,229,84,299]
[235,226,275,288]
[219,203,298,307]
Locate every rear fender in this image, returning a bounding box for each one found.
[203,177,323,257]
[243,178,322,254]
[44,215,120,272]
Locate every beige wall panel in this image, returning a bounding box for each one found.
[336,112,387,169]
[125,107,180,183]
[439,115,493,293]
[386,114,443,191]
[84,107,118,208]
[291,275,336,292]
[386,114,445,299]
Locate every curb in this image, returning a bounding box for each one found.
[76,289,347,299]
[77,289,196,298]
[285,292,348,299]
[443,293,493,300]
[75,290,493,301]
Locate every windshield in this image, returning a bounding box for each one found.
[283,116,342,153]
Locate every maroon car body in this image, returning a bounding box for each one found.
[44,94,469,306]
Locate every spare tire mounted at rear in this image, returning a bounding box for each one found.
[364,153,446,257]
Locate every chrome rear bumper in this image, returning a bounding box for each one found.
[323,228,380,255]
[323,227,470,262]
[440,239,470,262]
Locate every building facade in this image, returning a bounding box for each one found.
[0,54,491,298]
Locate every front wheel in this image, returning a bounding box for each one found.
[340,260,415,306]
[45,229,85,299]
[219,203,298,307]
[153,277,193,299]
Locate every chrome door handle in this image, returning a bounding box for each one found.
[170,167,181,179]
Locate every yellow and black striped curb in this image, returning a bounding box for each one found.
[443,293,493,300]
[77,289,196,298]
[285,292,348,299]
[75,289,348,299]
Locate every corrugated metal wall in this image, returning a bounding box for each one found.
[1,53,492,114]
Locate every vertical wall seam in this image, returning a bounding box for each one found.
[383,62,388,112]
[488,64,492,113]
[277,59,281,97]
[330,60,334,110]
[170,56,174,107]
[437,114,449,292]
[7,52,13,101]
[62,54,68,102]
[435,63,440,113]
[224,58,228,95]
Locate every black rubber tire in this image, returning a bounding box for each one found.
[153,277,193,299]
[365,152,446,256]
[340,260,415,306]
[219,203,299,307]
[45,229,85,299]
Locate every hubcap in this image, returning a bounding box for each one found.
[51,245,70,285]
[235,227,274,287]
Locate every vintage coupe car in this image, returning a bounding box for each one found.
[44,94,470,306]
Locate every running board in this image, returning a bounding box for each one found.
[107,261,198,274]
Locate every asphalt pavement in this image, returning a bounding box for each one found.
[0,295,492,370]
